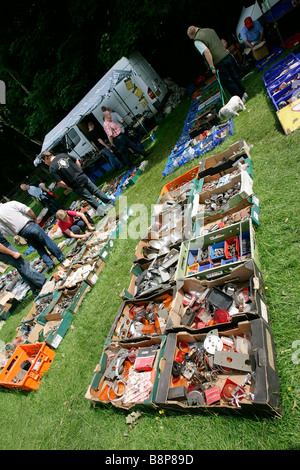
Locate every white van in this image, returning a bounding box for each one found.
[37,51,168,164]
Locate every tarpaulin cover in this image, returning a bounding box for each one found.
[40,69,132,153]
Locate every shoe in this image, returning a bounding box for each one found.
[242,92,248,103]
[42,265,54,274]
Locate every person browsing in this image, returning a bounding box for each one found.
[102,111,146,167]
[56,209,94,239]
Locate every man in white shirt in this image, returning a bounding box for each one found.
[20,183,63,216]
[0,201,64,270]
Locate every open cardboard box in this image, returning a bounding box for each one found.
[192,170,254,220]
[196,157,253,194]
[59,259,101,289]
[154,319,282,417]
[122,253,178,300]
[35,282,91,325]
[0,301,13,321]
[27,309,73,349]
[167,260,269,335]
[175,219,257,282]
[85,336,166,410]
[108,287,175,342]
[197,139,252,179]
[193,195,259,237]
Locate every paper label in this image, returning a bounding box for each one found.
[90,274,98,285]
[52,334,63,349]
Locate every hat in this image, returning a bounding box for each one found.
[244,17,254,29]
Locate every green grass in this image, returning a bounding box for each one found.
[0,63,299,450]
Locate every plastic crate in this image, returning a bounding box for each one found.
[267,66,300,97]
[263,54,298,86]
[224,235,240,259]
[0,342,55,391]
[159,165,199,198]
[265,0,293,22]
[209,241,225,262]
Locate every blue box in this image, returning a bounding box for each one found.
[241,232,251,256]
[209,241,225,262]
[188,249,199,266]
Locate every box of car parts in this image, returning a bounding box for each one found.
[195,160,253,199]
[193,195,259,238]
[61,260,98,289]
[109,287,175,342]
[0,342,55,391]
[154,319,281,416]
[35,282,90,325]
[86,259,106,287]
[175,219,257,282]
[121,256,177,301]
[27,309,73,349]
[85,336,166,410]
[191,170,254,221]
[167,260,269,335]
[197,139,252,180]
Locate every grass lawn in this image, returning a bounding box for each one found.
[0,61,299,450]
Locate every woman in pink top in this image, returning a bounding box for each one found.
[56,209,94,239]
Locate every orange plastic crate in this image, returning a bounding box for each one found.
[159,165,199,198]
[0,342,55,391]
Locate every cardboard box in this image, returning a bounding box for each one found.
[85,336,166,410]
[277,97,300,135]
[192,171,254,220]
[35,282,91,324]
[197,139,252,179]
[252,41,269,61]
[86,259,106,287]
[61,260,97,289]
[193,195,259,237]
[195,158,253,194]
[154,319,281,416]
[0,262,8,274]
[122,253,178,300]
[0,302,13,321]
[175,219,257,281]
[167,260,269,334]
[108,287,175,342]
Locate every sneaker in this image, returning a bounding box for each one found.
[242,92,248,103]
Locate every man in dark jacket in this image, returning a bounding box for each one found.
[40,151,114,216]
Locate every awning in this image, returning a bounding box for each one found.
[40,68,132,154]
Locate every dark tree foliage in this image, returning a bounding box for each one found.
[0,0,248,194]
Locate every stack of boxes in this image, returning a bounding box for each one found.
[86,139,282,417]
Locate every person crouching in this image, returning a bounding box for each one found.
[56,209,94,239]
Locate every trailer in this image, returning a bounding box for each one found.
[35,51,168,165]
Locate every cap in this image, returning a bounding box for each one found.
[244,17,254,28]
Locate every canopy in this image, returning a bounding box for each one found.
[40,68,132,154]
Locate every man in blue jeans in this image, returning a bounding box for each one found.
[187,25,247,101]
[0,234,46,296]
[0,201,65,272]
